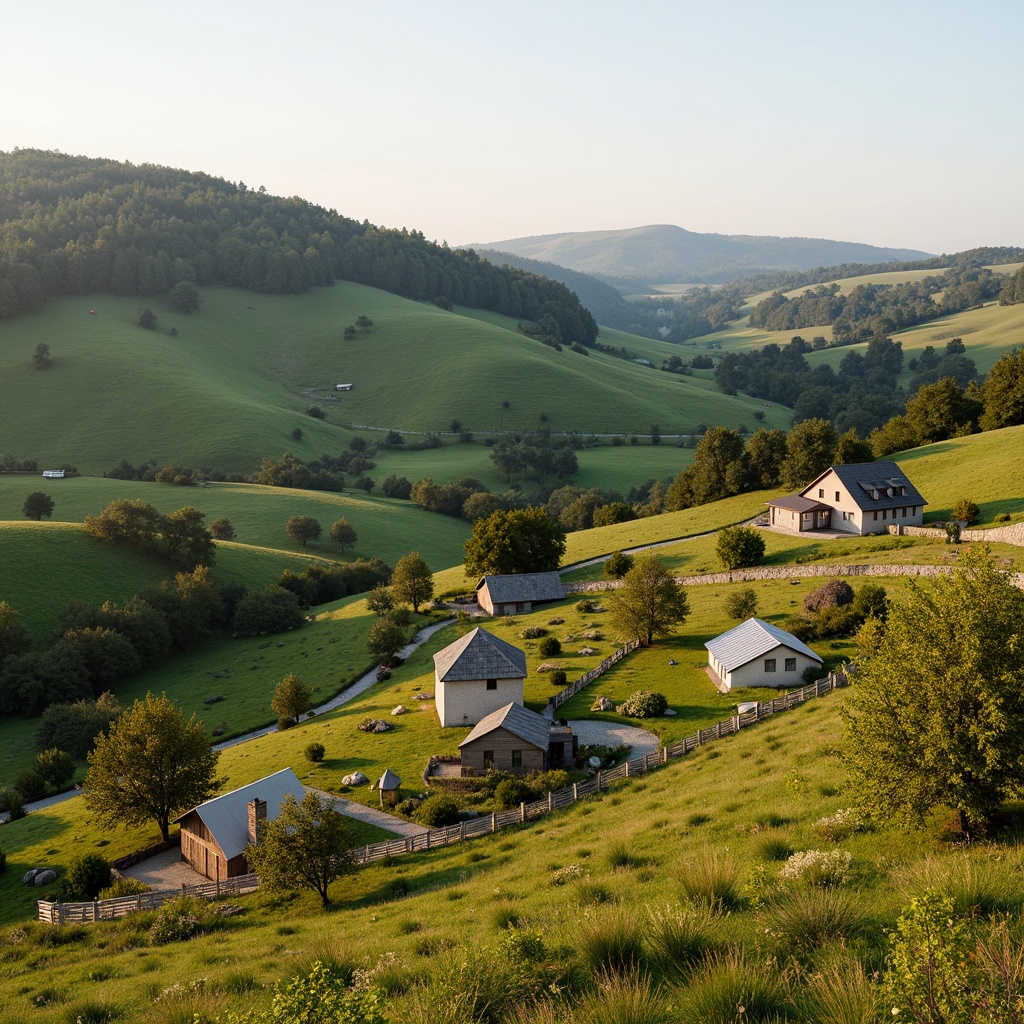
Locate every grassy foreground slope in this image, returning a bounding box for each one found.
[0,286,792,476]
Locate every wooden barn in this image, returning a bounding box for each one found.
[459,702,556,776]
[475,572,565,617]
[433,627,528,728]
[174,768,305,881]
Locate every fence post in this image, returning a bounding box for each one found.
[460,820,466,841]
[491,812,497,833]
[596,771,602,792]
[92,901,98,923]
[548,791,554,812]
[716,723,721,740]
[520,802,526,823]
[662,747,668,763]
[624,760,630,777]
[573,782,578,800]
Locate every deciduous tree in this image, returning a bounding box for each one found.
[209,516,235,541]
[0,601,31,662]
[84,692,222,841]
[23,491,54,521]
[286,515,322,548]
[367,617,407,665]
[390,551,433,612]
[781,418,837,489]
[244,791,355,907]
[271,673,313,728]
[844,549,1024,831]
[329,518,357,553]
[716,526,766,570]
[464,507,566,577]
[608,553,689,647]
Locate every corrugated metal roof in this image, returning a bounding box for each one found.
[459,702,552,751]
[433,627,527,682]
[173,767,305,861]
[476,572,566,604]
[705,618,822,673]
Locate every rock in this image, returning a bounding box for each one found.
[414,692,433,701]
[578,646,597,657]
[33,869,57,887]
[342,772,369,786]
[22,869,39,886]
[536,662,560,673]
[593,696,615,711]
[391,705,408,716]
[663,708,677,716]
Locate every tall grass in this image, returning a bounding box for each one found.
[675,949,792,1024]
[678,848,744,910]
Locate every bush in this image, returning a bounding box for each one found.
[529,769,570,794]
[518,626,548,639]
[13,768,46,802]
[494,778,538,810]
[63,854,112,900]
[779,849,852,887]
[679,848,744,909]
[812,808,865,843]
[232,586,305,637]
[604,551,634,579]
[537,637,562,658]
[0,789,25,819]
[550,669,567,687]
[953,497,980,524]
[716,526,766,570]
[415,795,461,827]
[803,579,854,613]
[304,742,326,764]
[620,690,668,718]
[575,600,595,613]
[97,876,150,900]
[724,588,758,620]
[148,895,217,944]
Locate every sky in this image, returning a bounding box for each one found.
[3,0,1021,255]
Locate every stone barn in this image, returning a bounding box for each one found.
[475,572,565,616]
[459,702,557,776]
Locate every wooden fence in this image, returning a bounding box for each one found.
[354,672,847,866]
[38,873,259,925]
[549,639,641,712]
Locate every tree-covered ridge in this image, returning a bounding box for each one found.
[0,150,597,345]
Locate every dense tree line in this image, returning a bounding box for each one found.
[277,558,391,608]
[83,499,215,568]
[999,264,1024,305]
[0,150,597,345]
[749,267,1004,341]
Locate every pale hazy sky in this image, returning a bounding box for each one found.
[3,0,1021,255]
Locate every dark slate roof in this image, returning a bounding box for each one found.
[803,462,927,512]
[173,768,305,861]
[476,572,566,604]
[765,495,832,513]
[459,702,552,751]
[705,618,822,673]
[433,627,528,682]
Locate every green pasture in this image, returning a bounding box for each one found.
[0,287,792,478]
[0,475,471,572]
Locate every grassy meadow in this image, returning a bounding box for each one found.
[0,286,792,477]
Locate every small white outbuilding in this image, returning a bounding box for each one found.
[705,618,822,692]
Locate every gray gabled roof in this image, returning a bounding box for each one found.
[476,572,566,604]
[173,767,305,861]
[801,462,927,512]
[433,627,527,682]
[459,702,551,751]
[765,495,832,513]
[377,768,401,791]
[705,618,822,673]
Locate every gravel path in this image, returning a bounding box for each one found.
[308,788,429,838]
[568,720,661,757]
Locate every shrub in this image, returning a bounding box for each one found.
[13,768,46,802]
[780,849,852,887]
[604,551,634,578]
[760,886,865,952]
[416,795,460,827]
[676,949,792,1023]
[307,405,325,419]
[97,876,150,900]
[537,637,562,658]
[494,778,538,810]
[34,747,75,791]
[724,588,758,620]
[803,579,854,613]
[148,895,216,944]
[0,789,25,819]
[518,626,548,639]
[550,669,567,687]
[579,907,646,974]
[620,690,667,718]
[716,526,766,570]
[647,901,717,977]
[953,497,980,524]
[529,769,570,794]
[575,600,595,613]
[63,854,111,900]
[679,848,743,909]
[812,808,865,842]
[304,742,326,763]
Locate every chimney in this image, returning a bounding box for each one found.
[247,797,267,847]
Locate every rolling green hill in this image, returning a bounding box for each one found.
[0,286,793,476]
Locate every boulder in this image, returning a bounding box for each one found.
[342,772,369,787]
[22,869,39,886]
[33,869,57,887]
[663,708,677,716]
[391,705,408,716]
[593,696,615,711]
[413,692,433,701]
[578,646,597,657]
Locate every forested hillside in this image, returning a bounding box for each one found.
[0,150,597,345]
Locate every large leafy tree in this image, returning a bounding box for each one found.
[367,618,408,665]
[716,526,766,570]
[271,673,313,728]
[844,549,1024,832]
[23,491,54,521]
[161,506,215,567]
[463,507,566,577]
[980,347,1024,431]
[83,692,222,841]
[286,515,322,549]
[608,554,690,647]
[781,418,837,489]
[0,601,31,662]
[389,552,433,612]
[245,791,356,907]
[329,517,357,553]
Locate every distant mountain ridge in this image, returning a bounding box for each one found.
[471,224,933,285]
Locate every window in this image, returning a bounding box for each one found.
[483,751,493,769]
[818,488,824,498]
[902,508,907,518]
[882,509,887,520]
[511,750,522,768]
[486,679,497,690]
[835,491,840,502]
[785,658,796,671]
[764,658,776,672]
[873,511,878,521]
[842,511,848,521]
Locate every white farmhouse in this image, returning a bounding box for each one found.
[705,618,822,692]
[433,627,528,728]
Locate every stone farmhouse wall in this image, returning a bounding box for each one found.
[892,522,1024,546]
